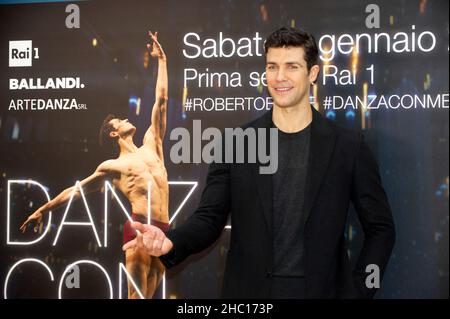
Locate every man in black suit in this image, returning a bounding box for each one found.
[122,26,396,299]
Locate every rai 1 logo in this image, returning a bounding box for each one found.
[9,40,39,67]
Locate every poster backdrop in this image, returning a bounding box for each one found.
[0,0,448,298]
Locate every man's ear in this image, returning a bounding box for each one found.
[309,65,320,84]
[109,131,119,138]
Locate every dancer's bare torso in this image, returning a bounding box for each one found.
[101,139,168,223]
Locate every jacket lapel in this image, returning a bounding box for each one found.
[251,109,274,243]
[303,106,336,226]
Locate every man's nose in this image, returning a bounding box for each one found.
[276,68,287,82]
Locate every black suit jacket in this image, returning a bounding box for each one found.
[160,106,395,298]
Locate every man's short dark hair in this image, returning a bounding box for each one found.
[264,26,319,72]
[99,114,119,157]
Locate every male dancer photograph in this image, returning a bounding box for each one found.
[20,31,169,299]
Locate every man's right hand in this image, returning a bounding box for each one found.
[122,221,173,257]
[147,31,166,61]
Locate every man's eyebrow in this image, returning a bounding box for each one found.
[266,61,302,65]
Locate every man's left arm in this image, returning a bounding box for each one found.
[350,132,396,298]
[144,31,168,156]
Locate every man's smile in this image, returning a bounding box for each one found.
[273,86,293,94]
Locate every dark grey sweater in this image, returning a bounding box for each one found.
[272,123,311,277]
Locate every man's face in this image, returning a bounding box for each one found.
[109,118,136,138]
[265,46,318,109]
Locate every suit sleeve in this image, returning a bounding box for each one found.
[159,161,231,269]
[350,132,396,299]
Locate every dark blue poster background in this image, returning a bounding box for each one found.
[0,0,448,298]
